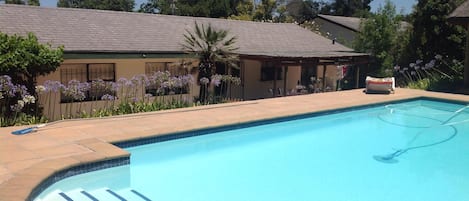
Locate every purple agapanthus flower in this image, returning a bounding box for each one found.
[181,74,195,86]
[425,60,436,69]
[144,93,153,99]
[43,80,64,93]
[161,81,170,89]
[131,74,149,87]
[231,77,241,85]
[101,94,115,101]
[91,79,106,90]
[171,77,183,88]
[10,102,24,113]
[211,74,222,87]
[62,80,90,101]
[199,77,209,85]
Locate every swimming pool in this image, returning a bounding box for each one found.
[35,99,469,201]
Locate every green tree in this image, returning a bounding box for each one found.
[171,0,210,16]
[4,0,39,5]
[140,0,240,18]
[229,0,255,21]
[57,0,135,12]
[145,0,176,15]
[406,0,466,62]
[354,0,402,76]
[0,32,64,95]
[138,0,159,13]
[328,0,372,17]
[275,4,290,22]
[182,22,239,103]
[286,0,325,24]
[253,0,277,21]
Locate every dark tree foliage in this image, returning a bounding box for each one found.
[139,0,159,13]
[4,0,39,5]
[139,0,240,18]
[57,0,135,12]
[252,0,277,21]
[286,0,325,23]
[405,0,466,62]
[328,0,372,17]
[228,0,255,20]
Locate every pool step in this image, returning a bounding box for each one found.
[65,188,96,201]
[50,188,151,201]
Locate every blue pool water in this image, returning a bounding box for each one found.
[35,99,469,201]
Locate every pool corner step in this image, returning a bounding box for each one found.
[106,189,127,201]
[81,190,99,201]
[88,187,152,201]
[130,189,152,201]
[51,187,152,201]
[59,188,92,201]
[112,188,153,201]
[58,192,73,201]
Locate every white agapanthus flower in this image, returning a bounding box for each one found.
[23,95,36,104]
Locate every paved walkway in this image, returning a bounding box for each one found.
[1,88,468,200]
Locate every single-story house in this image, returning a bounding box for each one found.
[312,14,410,47]
[0,4,368,120]
[312,14,361,47]
[448,0,469,88]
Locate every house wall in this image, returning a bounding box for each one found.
[36,58,199,120]
[34,57,341,120]
[313,18,357,47]
[317,65,341,92]
[242,59,301,100]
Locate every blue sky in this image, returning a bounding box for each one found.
[40,0,417,14]
[370,0,417,14]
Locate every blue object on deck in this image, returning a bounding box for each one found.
[11,127,36,135]
[11,124,46,135]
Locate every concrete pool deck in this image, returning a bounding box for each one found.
[1,88,468,200]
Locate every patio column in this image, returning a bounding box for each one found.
[272,62,279,98]
[322,64,327,91]
[241,61,246,100]
[283,65,288,96]
[355,65,360,88]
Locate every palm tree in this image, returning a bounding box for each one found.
[182,22,239,103]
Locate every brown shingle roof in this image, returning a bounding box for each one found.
[0,4,365,58]
[317,14,362,32]
[448,0,469,25]
[316,14,410,33]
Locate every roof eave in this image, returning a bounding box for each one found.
[315,15,360,32]
[239,52,370,60]
[63,50,191,59]
[447,17,469,26]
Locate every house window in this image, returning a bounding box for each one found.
[60,63,115,102]
[145,62,167,75]
[145,62,187,76]
[60,64,87,83]
[261,61,282,81]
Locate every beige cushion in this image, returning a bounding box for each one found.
[365,76,395,93]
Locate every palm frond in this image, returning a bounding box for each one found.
[181,21,240,76]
